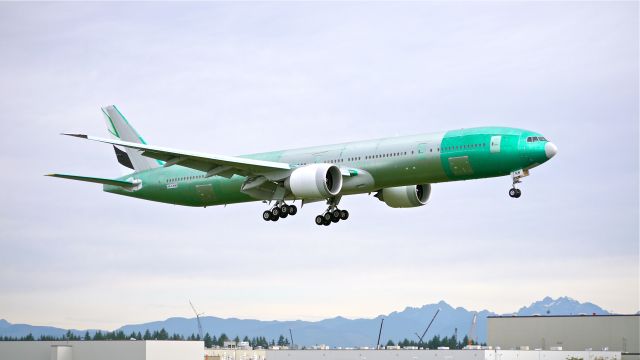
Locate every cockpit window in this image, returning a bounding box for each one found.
[538,137,547,141]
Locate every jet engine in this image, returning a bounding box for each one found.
[285,164,343,199]
[375,184,431,208]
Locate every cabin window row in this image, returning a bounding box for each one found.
[442,143,486,151]
[166,175,205,183]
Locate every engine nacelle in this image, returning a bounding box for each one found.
[285,164,343,199]
[376,184,431,208]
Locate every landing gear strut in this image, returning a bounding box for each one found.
[262,201,298,222]
[509,169,527,199]
[315,197,349,226]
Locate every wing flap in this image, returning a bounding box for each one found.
[46,174,136,188]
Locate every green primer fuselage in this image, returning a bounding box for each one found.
[104,127,552,207]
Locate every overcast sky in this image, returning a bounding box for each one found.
[0,2,638,330]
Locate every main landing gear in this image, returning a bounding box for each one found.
[314,197,349,226]
[262,202,298,222]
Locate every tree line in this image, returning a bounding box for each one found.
[386,334,483,349]
[2,330,481,349]
[0,329,291,349]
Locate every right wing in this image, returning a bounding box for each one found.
[63,134,292,180]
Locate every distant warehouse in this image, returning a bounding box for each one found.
[488,314,639,359]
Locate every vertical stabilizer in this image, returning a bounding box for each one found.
[101,105,161,171]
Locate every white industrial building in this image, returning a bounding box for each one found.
[0,340,204,360]
[487,314,639,359]
[207,349,620,360]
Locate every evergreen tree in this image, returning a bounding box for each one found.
[158,328,169,340]
[386,340,395,347]
[218,333,229,347]
[143,330,152,340]
[204,333,213,348]
[84,331,91,341]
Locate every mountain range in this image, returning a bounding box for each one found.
[0,296,612,347]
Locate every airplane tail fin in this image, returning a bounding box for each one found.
[101,105,162,172]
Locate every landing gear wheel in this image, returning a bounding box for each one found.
[514,189,522,198]
[323,219,331,226]
[288,205,297,216]
[509,188,517,198]
[270,213,279,221]
[340,210,349,220]
[280,211,288,219]
[271,207,281,217]
[323,212,332,222]
[315,215,324,225]
[332,209,341,220]
[280,204,289,215]
[262,211,272,221]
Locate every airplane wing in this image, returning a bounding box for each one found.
[63,134,292,179]
[46,174,138,188]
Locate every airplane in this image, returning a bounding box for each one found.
[48,105,558,226]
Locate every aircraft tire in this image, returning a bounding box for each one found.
[340,210,349,220]
[509,188,517,198]
[262,211,271,221]
[323,212,332,221]
[288,205,297,216]
[515,189,522,198]
[315,215,324,225]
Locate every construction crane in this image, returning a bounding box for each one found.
[414,308,441,346]
[467,312,478,346]
[376,318,384,350]
[189,300,204,339]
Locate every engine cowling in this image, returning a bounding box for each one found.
[285,164,343,199]
[376,184,431,208]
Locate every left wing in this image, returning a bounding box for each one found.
[46,174,139,189]
[63,134,292,179]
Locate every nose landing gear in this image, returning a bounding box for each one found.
[509,169,528,199]
[262,202,298,222]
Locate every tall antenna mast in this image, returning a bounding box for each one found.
[467,312,478,345]
[189,300,204,339]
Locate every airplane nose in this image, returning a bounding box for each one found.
[545,142,558,159]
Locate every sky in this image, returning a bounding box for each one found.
[0,2,638,330]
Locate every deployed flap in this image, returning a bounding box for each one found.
[62,134,292,180]
[46,173,137,189]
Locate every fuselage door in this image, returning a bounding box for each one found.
[490,136,502,153]
[196,184,215,204]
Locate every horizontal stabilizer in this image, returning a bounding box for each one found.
[46,174,136,188]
